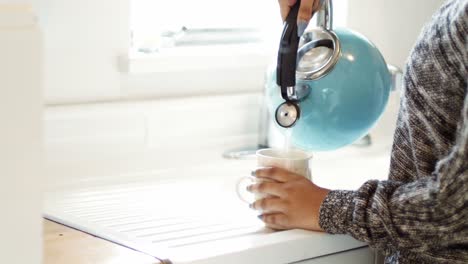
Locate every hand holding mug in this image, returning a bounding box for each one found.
[236,148,312,203]
[249,167,329,231]
[237,148,329,231]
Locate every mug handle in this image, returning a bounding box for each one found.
[236,176,256,204]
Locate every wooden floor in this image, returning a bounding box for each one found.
[43,219,160,264]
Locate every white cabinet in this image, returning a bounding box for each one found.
[0,4,43,264]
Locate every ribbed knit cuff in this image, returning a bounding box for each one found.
[318,190,356,234]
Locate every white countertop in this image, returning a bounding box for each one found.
[44,145,390,264]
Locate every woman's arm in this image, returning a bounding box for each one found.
[319,95,468,255]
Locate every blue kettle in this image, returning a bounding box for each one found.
[268,0,392,151]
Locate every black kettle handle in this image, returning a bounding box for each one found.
[276,1,300,101]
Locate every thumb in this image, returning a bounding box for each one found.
[298,0,317,22]
[297,0,321,36]
[279,0,298,21]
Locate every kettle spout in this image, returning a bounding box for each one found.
[275,102,300,128]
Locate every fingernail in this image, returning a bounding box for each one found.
[297,20,309,37]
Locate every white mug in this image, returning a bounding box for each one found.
[236,148,313,203]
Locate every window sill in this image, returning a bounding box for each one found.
[120,43,275,74]
[119,43,275,96]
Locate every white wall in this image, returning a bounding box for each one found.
[0,4,43,264]
[38,0,129,103]
[347,0,445,68]
[37,0,264,188]
[37,0,269,104]
[44,94,261,189]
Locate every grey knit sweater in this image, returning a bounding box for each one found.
[318,1,468,263]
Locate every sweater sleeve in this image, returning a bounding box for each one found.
[318,95,468,256]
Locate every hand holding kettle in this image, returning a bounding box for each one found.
[278,0,322,36]
[271,0,392,151]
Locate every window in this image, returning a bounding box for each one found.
[125,0,348,94]
[130,0,281,53]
